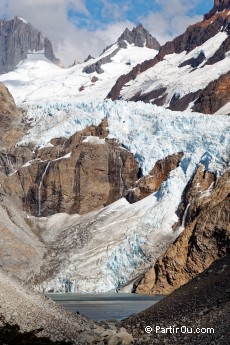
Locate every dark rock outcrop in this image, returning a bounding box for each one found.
[193,71,230,114]
[126,152,183,203]
[179,51,206,68]
[129,87,167,104]
[204,0,230,20]
[135,169,230,295]
[169,90,202,112]
[118,24,160,50]
[0,16,60,74]
[84,54,94,62]
[205,36,230,66]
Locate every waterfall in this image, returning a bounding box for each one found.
[176,203,190,235]
[5,153,14,173]
[118,156,124,196]
[181,203,190,228]
[38,161,51,216]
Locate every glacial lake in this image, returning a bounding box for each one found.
[46,293,164,321]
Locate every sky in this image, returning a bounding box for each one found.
[0,0,213,66]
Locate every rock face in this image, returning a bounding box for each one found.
[204,0,230,20]
[124,255,230,345]
[193,71,230,114]
[126,152,183,203]
[0,82,18,115]
[0,82,24,181]
[0,197,45,281]
[2,120,139,216]
[118,24,160,50]
[0,16,60,74]
[136,168,230,294]
[107,1,230,113]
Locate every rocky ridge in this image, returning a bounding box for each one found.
[0,16,61,74]
[204,0,230,20]
[136,167,230,294]
[107,0,230,114]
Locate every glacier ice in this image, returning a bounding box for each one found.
[18,100,230,175]
[14,99,229,293]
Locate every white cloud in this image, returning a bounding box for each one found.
[0,0,133,66]
[140,0,204,44]
[100,0,130,20]
[0,0,208,66]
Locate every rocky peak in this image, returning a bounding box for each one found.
[0,16,61,74]
[204,0,230,20]
[84,54,94,62]
[118,24,160,50]
[82,24,160,74]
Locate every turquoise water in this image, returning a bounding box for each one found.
[47,293,164,321]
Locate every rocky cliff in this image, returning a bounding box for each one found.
[2,119,139,216]
[126,152,183,203]
[136,168,230,294]
[0,82,24,181]
[193,71,230,114]
[0,82,18,115]
[0,16,60,74]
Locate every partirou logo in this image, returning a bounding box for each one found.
[145,325,215,334]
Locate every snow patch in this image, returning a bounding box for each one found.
[120,31,229,109]
[82,136,105,145]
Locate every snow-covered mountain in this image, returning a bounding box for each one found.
[0,24,159,104]
[0,0,229,296]
[108,0,230,115]
[0,16,61,74]
[1,3,230,114]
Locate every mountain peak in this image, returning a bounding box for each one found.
[118,24,160,50]
[0,16,61,74]
[15,16,29,24]
[204,0,230,20]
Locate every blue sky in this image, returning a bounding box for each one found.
[68,0,213,31]
[0,0,214,65]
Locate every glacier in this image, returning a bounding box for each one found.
[22,99,230,293]
[17,100,229,174]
